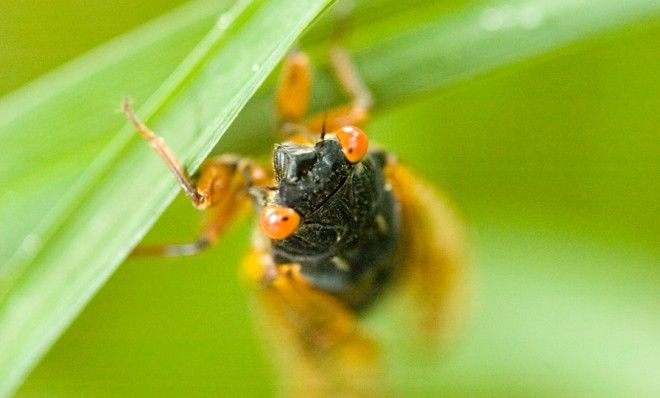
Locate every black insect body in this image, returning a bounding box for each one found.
[269,139,400,309]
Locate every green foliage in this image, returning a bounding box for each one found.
[0,0,658,396]
[0,0,333,394]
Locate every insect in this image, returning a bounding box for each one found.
[123,47,465,397]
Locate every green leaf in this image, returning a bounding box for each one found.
[1,0,658,396]
[0,0,333,395]
[224,0,660,152]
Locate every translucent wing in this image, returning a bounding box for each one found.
[388,163,470,346]
[241,250,386,398]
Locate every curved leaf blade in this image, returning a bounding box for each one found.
[1,0,658,395]
[0,0,332,395]
[227,0,660,150]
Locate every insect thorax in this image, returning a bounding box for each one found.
[270,142,400,310]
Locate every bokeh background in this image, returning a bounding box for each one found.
[1,0,658,396]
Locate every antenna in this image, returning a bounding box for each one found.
[321,112,328,140]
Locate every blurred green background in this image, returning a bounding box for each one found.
[2,0,658,396]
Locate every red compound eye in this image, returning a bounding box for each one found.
[335,126,368,163]
[259,205,300,240]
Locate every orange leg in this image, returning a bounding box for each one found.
[242,250,385,398]
[276,51,320,143]
[276,47,373,142]
[276,50,312,125]
[305,47,373,133]
[123,99,270,257]
[122,98,208,208]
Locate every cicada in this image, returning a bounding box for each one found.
[123,47,465,398]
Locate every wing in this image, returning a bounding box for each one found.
[387,163,470,347]
[241,250,386,398]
